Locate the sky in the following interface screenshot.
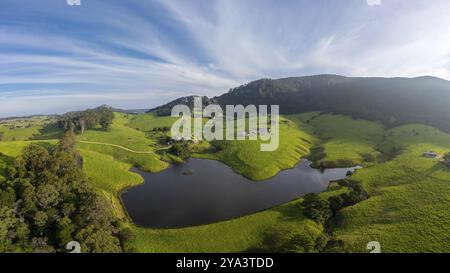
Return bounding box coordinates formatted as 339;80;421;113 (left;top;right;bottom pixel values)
1;0;450;117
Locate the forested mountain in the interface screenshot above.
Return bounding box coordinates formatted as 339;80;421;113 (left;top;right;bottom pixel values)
152;75;450;133
148;96;214;116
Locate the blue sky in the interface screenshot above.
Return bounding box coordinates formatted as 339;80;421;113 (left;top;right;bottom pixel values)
1;0;450;117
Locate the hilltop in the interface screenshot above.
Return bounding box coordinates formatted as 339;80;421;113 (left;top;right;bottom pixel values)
151;75;450;133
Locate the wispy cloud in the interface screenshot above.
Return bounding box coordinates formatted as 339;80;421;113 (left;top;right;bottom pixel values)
366;0;382;6
1;0;450;117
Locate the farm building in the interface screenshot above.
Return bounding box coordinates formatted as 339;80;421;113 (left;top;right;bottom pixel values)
423;151;439;158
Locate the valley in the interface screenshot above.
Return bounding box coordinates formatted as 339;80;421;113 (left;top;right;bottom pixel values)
1;109;448;253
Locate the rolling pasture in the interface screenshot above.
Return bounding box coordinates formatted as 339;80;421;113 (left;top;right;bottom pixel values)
0;112;448;253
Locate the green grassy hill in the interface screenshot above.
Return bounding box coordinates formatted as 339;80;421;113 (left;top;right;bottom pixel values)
193;116;316;180
215;75;450;134
1;111;449;253
289;113;384;167
77;113;168;173
330;124;450;252
0;116;60;141
128;112;178;132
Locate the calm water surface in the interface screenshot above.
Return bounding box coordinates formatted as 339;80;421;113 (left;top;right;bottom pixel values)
121;158;360;228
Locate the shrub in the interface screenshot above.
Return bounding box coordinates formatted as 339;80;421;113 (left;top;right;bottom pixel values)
328;195;345;213
302;193;331;224
444;153;450;167
309;146;326;162
210;140;229;152
361;152;377;163
328;181;368;213
170;141;191;159
262;226;319;253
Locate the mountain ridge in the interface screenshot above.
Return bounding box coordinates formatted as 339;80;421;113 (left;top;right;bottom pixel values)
149;74;450;133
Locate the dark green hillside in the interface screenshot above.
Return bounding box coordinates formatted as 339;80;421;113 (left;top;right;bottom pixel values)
216;75;450;132
148;96;213;116
151;75;450;133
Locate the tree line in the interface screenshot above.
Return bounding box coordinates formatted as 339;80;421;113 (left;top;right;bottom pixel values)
58;105;114;134
303;179;369;225
255;179;369;253
216;75;450;134
0;132;133;252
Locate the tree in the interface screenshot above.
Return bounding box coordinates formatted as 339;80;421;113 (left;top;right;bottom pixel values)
56;130;77;153
309;146;326;162
98;106;114;130
0;132;125;253
444;153;450;166
302;193;331;224
170;142;191;159
328;195;344;213
0;207;21;252
75;226;121;253
210;140;229;152
119;227;136;252
58;105;114;133
261;226;321;253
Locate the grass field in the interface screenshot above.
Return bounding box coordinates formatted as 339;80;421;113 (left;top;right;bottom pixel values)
330;124;450;252
0;112;449;253
193;116;316;180
79;148;144;219
128;112;178;132
77;113;169;173
289;113;384;167
0;116;60;141
78;113;158;151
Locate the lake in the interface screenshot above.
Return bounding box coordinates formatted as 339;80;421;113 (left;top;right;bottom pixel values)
121;158;360;228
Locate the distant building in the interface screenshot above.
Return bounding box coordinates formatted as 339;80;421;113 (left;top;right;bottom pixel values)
423;151;439;158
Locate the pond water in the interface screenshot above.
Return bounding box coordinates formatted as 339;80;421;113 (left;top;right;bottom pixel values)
121;158;360;228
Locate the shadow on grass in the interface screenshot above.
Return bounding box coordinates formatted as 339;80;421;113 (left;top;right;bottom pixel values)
271;201;304;222
35;123;63;140
87;127;110;133
0;153;15;178
0;153;14;165
425;162;449;176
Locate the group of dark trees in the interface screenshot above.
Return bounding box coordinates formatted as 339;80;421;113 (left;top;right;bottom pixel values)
0;132;132;253
59;105;114;134
149;96;213;116
444;153;450;167
170;141;191;159
302;194;332;225
210;140;229;152
255;180;368;253
152;127;170;133
256;225;328;253
302;180;369;225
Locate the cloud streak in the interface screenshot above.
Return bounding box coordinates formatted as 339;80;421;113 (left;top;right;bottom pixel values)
1;0;450;117
366;0;382;6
